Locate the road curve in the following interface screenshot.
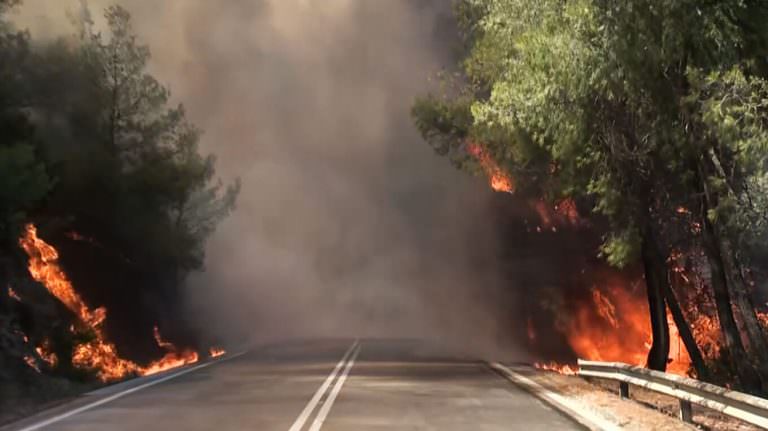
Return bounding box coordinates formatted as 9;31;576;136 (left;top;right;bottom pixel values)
2;339;583;431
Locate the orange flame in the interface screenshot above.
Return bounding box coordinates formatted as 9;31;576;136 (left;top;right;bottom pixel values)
209;347;226;358
36;339;58;368
19;224;199;381
466;142;515;193
544;272;721;376
534;361;578;375
142;326;199;376
563;278;692;375
531;198;584;231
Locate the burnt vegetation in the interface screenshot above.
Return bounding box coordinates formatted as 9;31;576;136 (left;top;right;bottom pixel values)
0;1;237;417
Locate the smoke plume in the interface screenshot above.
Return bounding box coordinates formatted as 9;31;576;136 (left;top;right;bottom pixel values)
11;0;521;357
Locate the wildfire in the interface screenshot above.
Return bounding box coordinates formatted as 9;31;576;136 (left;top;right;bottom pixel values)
565;278;693;375
530;271;718;377
142;326;199;376
534;361;578;375
36;341;59;368
19;224;199;382
209;347;226;358
465;142;515;193
531;198;584;232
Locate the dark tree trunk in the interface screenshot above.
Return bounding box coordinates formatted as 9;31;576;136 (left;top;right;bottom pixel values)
702;215;763;392
721;241;768;388
663;281;711;381
697;157;763;392
641;221;671;371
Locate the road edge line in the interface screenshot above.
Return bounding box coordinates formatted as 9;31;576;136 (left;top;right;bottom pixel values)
288;339;359;431
13;350;249;431
308;343;360;431
488;362;621;431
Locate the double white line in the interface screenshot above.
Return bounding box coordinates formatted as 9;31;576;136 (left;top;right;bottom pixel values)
289;339;361;431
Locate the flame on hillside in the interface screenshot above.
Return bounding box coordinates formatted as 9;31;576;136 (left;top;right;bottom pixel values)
561;278;692;375
463;148;720;377
209;347;226;358
532;268;723;377
19;224;202;381
36;339;58;368
466;142;515;193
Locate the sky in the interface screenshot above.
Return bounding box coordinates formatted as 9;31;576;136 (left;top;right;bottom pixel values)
11;0;517;357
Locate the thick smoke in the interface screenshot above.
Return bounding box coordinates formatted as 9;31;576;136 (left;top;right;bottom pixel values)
11;1;518;357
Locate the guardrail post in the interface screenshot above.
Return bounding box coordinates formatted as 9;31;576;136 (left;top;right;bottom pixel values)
679;400;693;423
619;381;629;399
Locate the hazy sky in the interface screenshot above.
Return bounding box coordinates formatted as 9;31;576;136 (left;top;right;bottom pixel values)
11;0;516;356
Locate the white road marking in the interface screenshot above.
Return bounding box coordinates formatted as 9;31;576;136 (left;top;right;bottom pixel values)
288;339;359;431
15;351;248;431
308;344;360;431
489;362;621;431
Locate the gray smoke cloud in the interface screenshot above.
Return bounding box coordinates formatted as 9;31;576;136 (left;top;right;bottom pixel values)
11;0;518;358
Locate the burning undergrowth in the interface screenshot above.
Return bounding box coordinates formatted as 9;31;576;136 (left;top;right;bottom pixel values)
15;224;223;382
477;142;730;379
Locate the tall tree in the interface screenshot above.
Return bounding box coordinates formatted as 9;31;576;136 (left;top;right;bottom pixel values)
0;0;51;253
413;0;768;389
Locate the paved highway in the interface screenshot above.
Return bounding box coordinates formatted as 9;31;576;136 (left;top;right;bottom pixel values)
3;339;583;431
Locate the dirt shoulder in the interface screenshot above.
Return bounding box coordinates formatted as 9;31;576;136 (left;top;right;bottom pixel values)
506;365;762;431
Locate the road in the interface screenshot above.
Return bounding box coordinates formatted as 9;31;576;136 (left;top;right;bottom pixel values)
3;339;583;431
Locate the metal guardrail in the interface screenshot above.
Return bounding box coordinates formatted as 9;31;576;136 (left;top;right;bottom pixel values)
578;359;768;428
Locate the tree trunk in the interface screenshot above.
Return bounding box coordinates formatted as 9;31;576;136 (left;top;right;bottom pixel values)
721;242;768;387
641;222;671;371
663;281;711;381
701;215;763;392
697;156;763;392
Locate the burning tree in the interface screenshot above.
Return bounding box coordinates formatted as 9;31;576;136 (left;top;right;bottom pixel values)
0;2;235;390
413;0;768;392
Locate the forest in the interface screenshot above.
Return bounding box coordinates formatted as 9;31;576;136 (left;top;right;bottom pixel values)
413;0;768;393
0;0;238;418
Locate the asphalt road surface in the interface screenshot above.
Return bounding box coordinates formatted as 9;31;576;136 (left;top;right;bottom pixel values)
3;339;583;431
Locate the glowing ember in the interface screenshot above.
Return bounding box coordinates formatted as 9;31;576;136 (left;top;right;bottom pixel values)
534;362;578;375
24;355;41;373
36;340;58;368
209;347;226;358
554;198;581;226
465;142;516;193
19;224;199;381
8;286;21;301
531;198;583;230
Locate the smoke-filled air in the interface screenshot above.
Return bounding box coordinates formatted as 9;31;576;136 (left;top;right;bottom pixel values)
5;0;768;426
12;0;512;343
